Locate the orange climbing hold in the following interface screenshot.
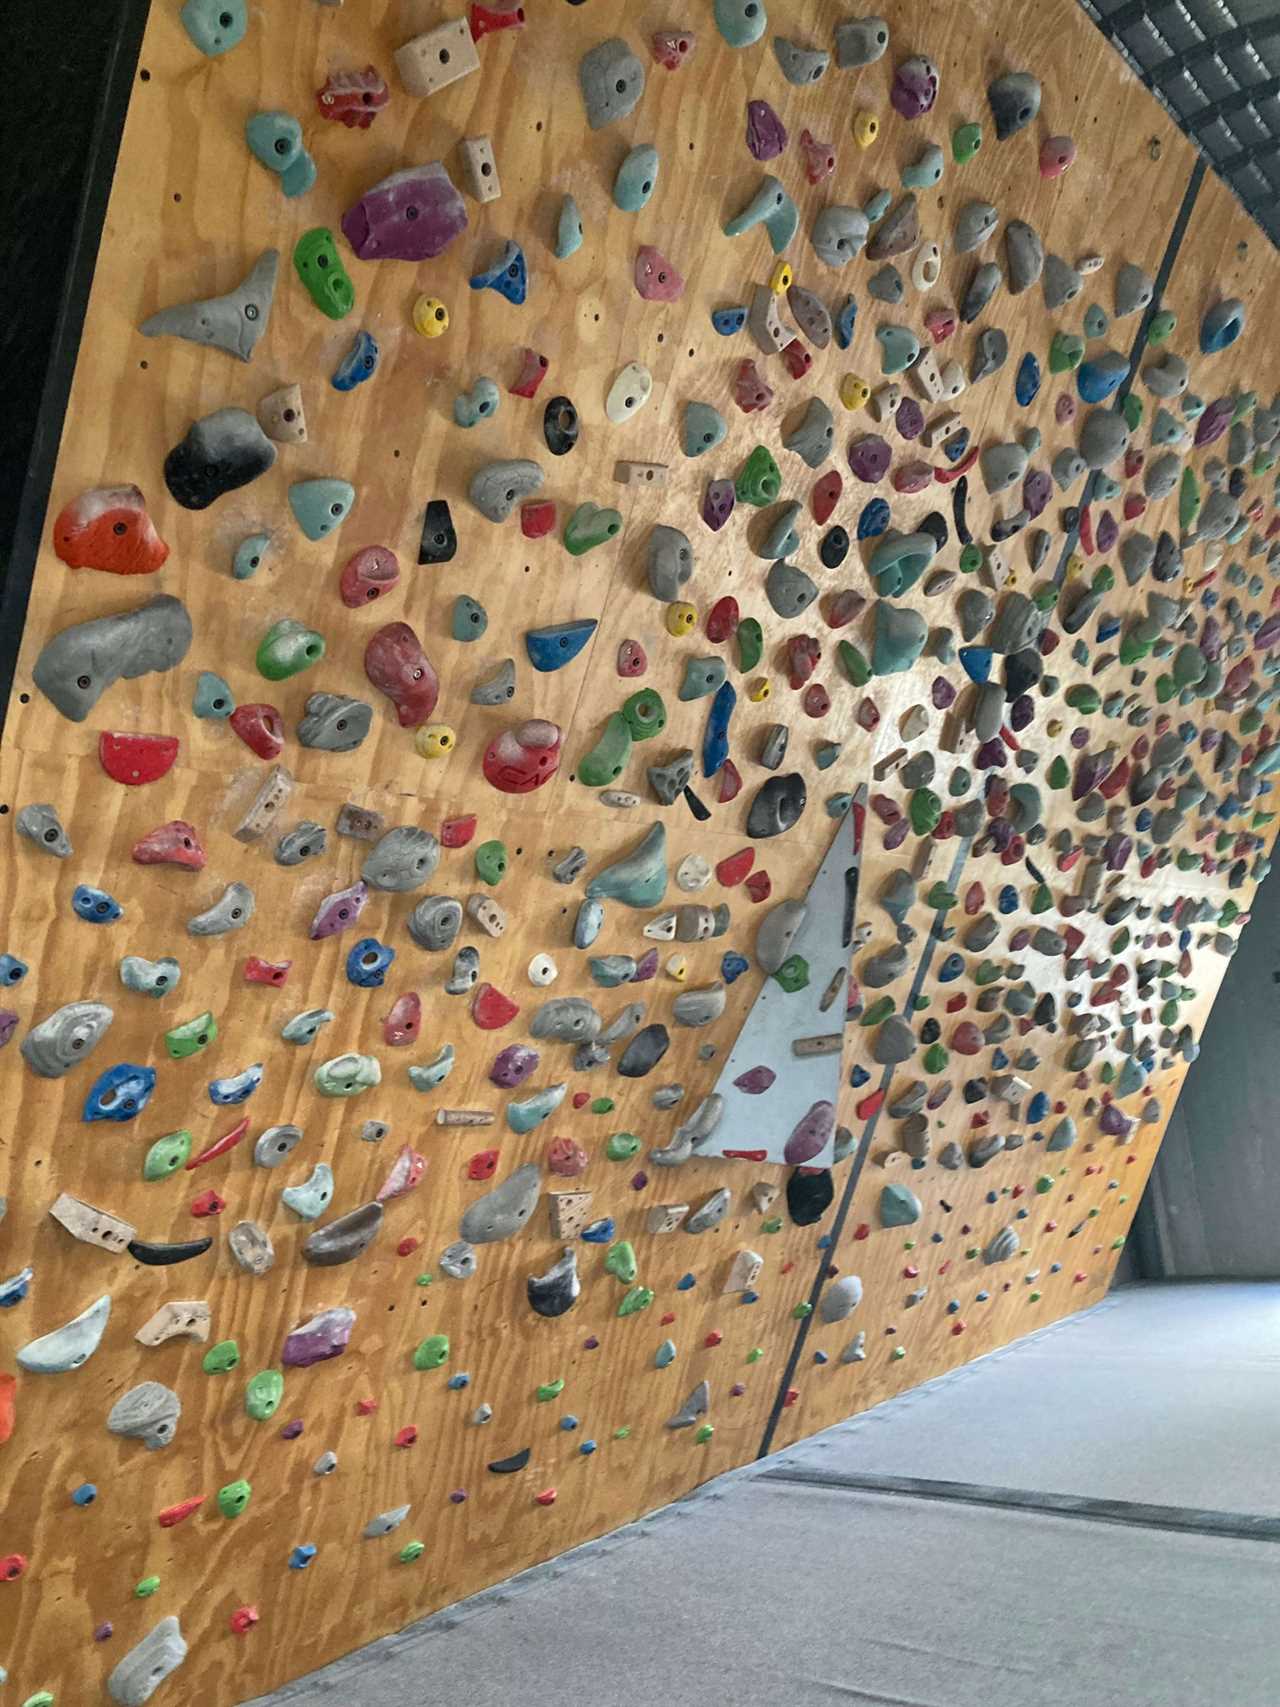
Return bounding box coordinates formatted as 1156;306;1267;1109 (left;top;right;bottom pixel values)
157;1495;206;1528
0;1373;15;1446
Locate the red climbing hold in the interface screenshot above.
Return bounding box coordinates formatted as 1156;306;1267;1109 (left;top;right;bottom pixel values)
535;1488;558;1506
339;545;400;607
471;982;520;1030
191;1189;226;1218
855;1088;885;1120
186;1116;249;1170
356;1398;378;1415
616;638;647;677
510;347;550;397
467;1149;500;1180
365;623;439;728
724;1148;767;1161
99;731;179;785
802;683;831;718
0;1555;28;1582
520;500;557;539
229;704;284;761
483;720;562;793
158;1496;205;1528
934;444;978;483
718;759;743;803
705;1330;723;1347
397;1237;420;1257
548;1137;588;1176
1078;504;1095;555
823;589;866;629
0;1374;14;1446
811;470;842;524
441;815;477;848
634;246;685;302
798;128;836;184
744;870;772;903
471;1;525;40
651;28;695;68
787;634;820;688
230;1605;261;1635
733;359;773;414
782;1388;799;1408
715;847;754;887
781;338;812;380
394;1426;418;1448
244;957;291;985
925;307;956;343
131;820;207;869
853;1224;870;1241
384;993;422;1046
706;596;740;643
316;66;389;128
53;484;170;574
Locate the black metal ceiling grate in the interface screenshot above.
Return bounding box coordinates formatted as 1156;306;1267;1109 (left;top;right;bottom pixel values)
1080;0;1280;244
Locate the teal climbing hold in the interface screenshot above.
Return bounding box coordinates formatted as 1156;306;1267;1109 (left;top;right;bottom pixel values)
880;1183;922;1226
614;145;659;212
289;479;355;540
193;671;234;719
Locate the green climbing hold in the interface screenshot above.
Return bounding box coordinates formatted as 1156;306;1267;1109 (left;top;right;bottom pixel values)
1147;309;1176;344
202;1339;240;1374
606;1131;641;1160
1179;467;1201;531
922;1042;948;1073
294;227;355;319
909;788;941;835
952;121;982;163
1065;684;1100;713
1047;755;1069;790
474;839;508;886
164;1010;217;1060
143;1128;192;1180
245;1369;284;1421
1048;331;1084;373
257;617;326;680
773;954;810;992
761;1216;783;1234
958;543;983;574
579;713;633;787
1172;644;1207;689
1030;883;1052;914
135;1576;161;1598
399;1540;425;1563
413;1334;450;1371
891;1346;906;1360
695;1423;714;1442
536;1378;565;1402
925;882;957;911
618;1285;654;1316
620;688;667;742
791;1302;813;1319
838;640;871;686
218;1478;252;1518
860;995;895;1028
974;959;1001;985
948;768;971;797
735;445;782;507
613;1426;632;1440
737;617;764;672
746;1347;764;1363
564;502;623;556
880;1183;921;1226
591;1097;616;1115
604;1241;637;1282
1034;1175;1054;1195
1031;580;1059;613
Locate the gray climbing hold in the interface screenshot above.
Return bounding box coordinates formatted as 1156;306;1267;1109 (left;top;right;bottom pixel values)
725;175;798;253
819;1274;863;1323
254;1125;302;1168
765;559;817;617
756;899;807;972
672;983;725;1027
747;772;807;837
21;1001;113;1078
17;1293;111;1373
648;525;694;600
1079;408;1129;470
140;251;278;362
363;826;440;892
757;502;803;561
1115;262;1154;318
1046;1115;1077;1151
861;943;908;986
954;202;998;255
106;1616;188;1707
962;263;1002;325
1143;351;1188;399
1042;254;1082;311
970;326;1008;381
579;37;644;130
528;1247;580;1318
649;750;694;804
32;594;192;722
988;71;1040;140
297;691;372;751
787;286;832;348
164;407;276;509
1004;220;1043;294
685;1189;730;1233
774;35;828;82
811;205;868;268
188;881;254;936
460;1162;540;1244
587;823;667;907
873;1015;916;1064
469;459;544;522
282;1163;335;1220
990;591;1044;654
1052;448;1087;492
16;802;72;857
471;657;516;706
981;442;1029;495
364;1505;411;1539
229;1220;275;1274
440;1240;476;1280
408;1044;456;1093
531;997;602;1042
880;1183;921;1226
275;823;326;866
107;1381;180;1450
666;1379;709;1428
782;397;834;468
983;1225;1019;1264
957;588;994;641
407;896;463;952
868;264;904;304
302;1202;383;1266
835;15;888;66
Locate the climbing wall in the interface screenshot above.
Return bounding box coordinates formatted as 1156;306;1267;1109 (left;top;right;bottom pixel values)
3;0;1280;1700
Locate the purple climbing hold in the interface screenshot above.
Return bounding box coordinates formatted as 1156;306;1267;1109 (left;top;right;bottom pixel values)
1009;694;1034;732
975;738;1006;770
890;56;939;119
784;1100;835;1164
340;163;468;262
0;1011;17;1048
703;479;735;532
932;676;956;709
1099;1102;1134;1139
1096;511;1118;552
746;99;788;161
733;1065;777;1094
280;1418;304;1439
1023;469;1051;519
895;398;925;440
1194;397;1233;448
490;1044;540;1088
282;1306;355;1368
848;435;891;483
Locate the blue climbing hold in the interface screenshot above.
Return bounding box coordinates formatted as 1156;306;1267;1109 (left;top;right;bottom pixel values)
289;1544;317;1570
943;428;971;463
990;1047;1009;1070
447;1373;470;1390
559;1414;579;1431
0;954;29;986
208;1063;264;1105
72;1484;97;1506
711;305;747;335
1014;352;1041;406
976;1290;989;1302
958;646;992;684
741;1289;759;1304
1077;356;1129;404
857;497;891;540
1097;616;1121;643
816;1233;833;1249
1049;1261;1062;1274
946;1299;960;1314
579;1439;597;1455
996;885;1017;914
72;884;123;924
813;1350;829;1364
850;1063;870;1086
470;240;527;304
0;1267;32;1307
525;618;598;672
581;1218;615;1244
1200;299;1244;354
83;1063;157;1123
676;1272;696;1291
1027;1090;1049;1122
702;679;736;777
1015;1206;1029;1219
986;1190;999;1204
1135;807;1153;833
834;295;857;350
721;950;750;984
332;329;379;392
938;952;965;982
346;937;395;988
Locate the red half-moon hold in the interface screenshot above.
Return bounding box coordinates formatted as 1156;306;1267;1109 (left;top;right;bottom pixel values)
99;732;178;786
53;485;169;574
471;982;520;1030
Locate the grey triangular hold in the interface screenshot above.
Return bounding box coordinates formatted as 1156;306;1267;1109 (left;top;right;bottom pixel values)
666;1379;710;1428
140;251;278;362
107;1615;188;1706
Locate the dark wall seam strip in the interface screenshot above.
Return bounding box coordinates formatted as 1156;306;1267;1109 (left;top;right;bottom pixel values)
756;835;974;1460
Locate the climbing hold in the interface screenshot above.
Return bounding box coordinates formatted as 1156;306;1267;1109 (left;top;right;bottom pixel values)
412;295;450;337
342;162;468;261
453;376;500;428
724;175;798;254
469;239;528;304
316;65;389;128
614;145;659;212
579;36;645;127
108;1381;181;1450
246;111;315;198
141;251;277;362
53;485;169;576
21;1001;113;1077
106;1616;188;1706
987;70;1041;139
165;406;276;510
32;593;192;722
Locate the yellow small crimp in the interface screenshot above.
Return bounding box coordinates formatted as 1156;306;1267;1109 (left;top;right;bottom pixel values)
769;259;794;294
414;723;456;759
1065;552;1084;578
666;953;688;982
839;374;871;411
412;295;450;338
748;677;771;703
665;601;697;636
852;110;879;148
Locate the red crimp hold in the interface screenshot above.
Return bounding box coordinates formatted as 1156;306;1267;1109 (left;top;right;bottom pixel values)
781;339;812;380
316;66;389;129
705;1330;723;1346
802;683;831;717
934;444;978;483
383;992;422;1047
157;1496;205;1528
733;359;773;413
394;1425;418;1448
471;983;520;1030
132;820;207;869
616;638;647;676
441;815;477;848
229;704;284;761
471;1;525;41
547;1137;588;1176
520;499;556;539
811;470;842;524
99;731;179;786
782;1388;800;1408
190;1189;226;1218
244;957;291;986
718;758;743;803
186;1116;249;1171
467;1149;499;1180
925;307;956;343
715;847;754;887
52;484;170;575
823;589;865;629
365;622;439;728
230;1605;260;1635
633;246;685;302
397;1237;420;1256
706;596;739;643
798;128;836;184
723;1148;766;1161
651;28;695;67
356;1398;378;1415
535;1488;557;1506
744;870;772;902
510;348;549;397
0;1554;28;1582
856;1088;885;1120
339;544;400;607
787;634;820;688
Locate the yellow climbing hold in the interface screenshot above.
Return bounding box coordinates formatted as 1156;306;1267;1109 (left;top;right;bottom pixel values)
839;374;871;411
414;723;456;759
769;259;794;294
852;110;879;148
412;294;450;338
748;677;771;702
665;601;697;636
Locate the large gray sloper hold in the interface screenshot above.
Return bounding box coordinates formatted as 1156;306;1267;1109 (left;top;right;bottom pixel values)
188;881;254;935
107;1615;188;1707
987;71;1041;139
835;15;889;66
1080;408;1129;470
362;825;440;891
765;560;817;616
954;201;998;255
647;525;694;600
783;397;834;468
579;37;645;129
531;996;602;1041
459;1162;540;1244
685;1187;730;1232
140;249;278;361
819;1274;863;1323
303;1202;382;1265
469;459;544;522
17;1293;111;1373
297;691;372;751
16;802;72;857
107;1380;181;1449
811;206;868;267
774;36;829;83
32;594;192;722
756;898;806;973
21;1001;113;1077
407;895;462;951
1004;219;1043;294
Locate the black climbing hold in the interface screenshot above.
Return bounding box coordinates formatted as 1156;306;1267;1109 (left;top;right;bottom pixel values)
746;772;807;838
488;1447;532;1474
127;1236;215;1266
418;499;457;565
819;525;850;568
164;407;275;511
919;510;948;551
617;1023;670;1078
683;786;712;822
787;1167;834;1225
952;476;971;545
543;395;580;457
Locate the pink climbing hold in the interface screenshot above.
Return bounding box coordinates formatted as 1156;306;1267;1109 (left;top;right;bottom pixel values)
132;820;207;870
706;596;739;643
547;1137;588;1176
781;339;812;380
509;348;549;398
1039;135;1076;179
383;992;422;1047
651;29;696;68
798;128;836;184
734;360;773;414
634;246;685;302
811;470;842;524
733;1065;776;1094
616;638;647;677
376;1143;428;1201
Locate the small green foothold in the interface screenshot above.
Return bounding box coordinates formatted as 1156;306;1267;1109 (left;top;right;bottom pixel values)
791;1301;813;1319
245;1369;284;1421
164;1009;217;1060
193;670;235;717
293;227;355;319
591;1097;616;1115
1048;330;1084;373
838;640;872;687
22;1695;57;1707
1029;1291;1042;1303
735;444;782;507
1047;755;1070;790
1092;564;1114;593
613;1426;632;1440
1031;580;1060;612
399;1540;426;1563
474;839;508;886
912;993;929;1013
746;1347;764;1363
563;502;623;556
925;882;957;911
1147;309;1176;344
909;788;941;835
1065;684;1101;713
536;1378;565;1402
922;1042;948;1073
620;687;668;743
948;768;971;797
890;1346;906;1361
143;1128;192;1180
952;121;982;163
579;713;634;787
1122;392;1143;432
606;1131;640;1159
737;617;764;672
604;1241;637;1282
203;1339;240;1374
1035;1175;1054;1195
618;1285;654;1316
135;1576;161;1599
761;1216;783;1234
958;542;983;575
773;954;810;992
218;1478;252;1518
974;959;1001;985
695;1423;714;1442
860;995;895;1027
1030;883;1053;914
1099;1061;1115;1084
1179;466;1201;531
257;617;326;680
452;596;488;642
413;1334;450;1370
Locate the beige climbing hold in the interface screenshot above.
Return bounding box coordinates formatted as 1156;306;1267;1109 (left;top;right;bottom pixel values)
257;383;307;444
646;1203;689;1234
459;135;501;202
606;362;653;423
395;17;480;97
750;1182;779;1214
232;764;294;844
49;1192;135;1254
466;894;507;937
135;1301;211;1346
548;1191;593;1238
615;460;669;487
723;1249;763;1292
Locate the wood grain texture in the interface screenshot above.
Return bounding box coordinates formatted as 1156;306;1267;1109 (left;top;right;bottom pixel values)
2;0;1278;1700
